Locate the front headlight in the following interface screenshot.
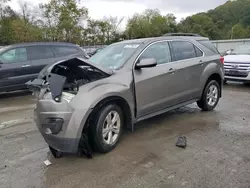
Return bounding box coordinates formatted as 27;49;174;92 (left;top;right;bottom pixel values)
61;92;76;103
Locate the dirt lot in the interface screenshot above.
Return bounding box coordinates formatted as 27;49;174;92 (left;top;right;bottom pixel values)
0;83;250;188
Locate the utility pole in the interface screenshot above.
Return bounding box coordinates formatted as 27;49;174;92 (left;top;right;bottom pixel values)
231;25;236;40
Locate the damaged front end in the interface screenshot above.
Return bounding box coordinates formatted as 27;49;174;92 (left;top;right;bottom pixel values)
27;57;112;158
26;57;112;102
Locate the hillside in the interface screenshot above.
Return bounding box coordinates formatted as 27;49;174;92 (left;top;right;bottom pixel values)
178;0;250;39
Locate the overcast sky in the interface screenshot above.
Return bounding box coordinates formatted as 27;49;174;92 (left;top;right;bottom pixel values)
9;0;228;28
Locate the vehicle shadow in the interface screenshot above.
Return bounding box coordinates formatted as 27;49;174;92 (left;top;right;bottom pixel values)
130;105;203;133
223;81;250;92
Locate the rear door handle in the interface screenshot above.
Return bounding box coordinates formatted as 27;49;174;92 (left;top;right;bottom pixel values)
22;65;31;68
199;60;204;66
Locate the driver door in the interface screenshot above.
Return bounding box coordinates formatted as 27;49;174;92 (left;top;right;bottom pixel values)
133;41;178;118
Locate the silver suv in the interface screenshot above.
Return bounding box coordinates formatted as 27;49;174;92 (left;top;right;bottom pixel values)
29;34;224;157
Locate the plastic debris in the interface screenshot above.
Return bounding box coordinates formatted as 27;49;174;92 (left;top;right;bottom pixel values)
44;159;52;166
176;136;187;149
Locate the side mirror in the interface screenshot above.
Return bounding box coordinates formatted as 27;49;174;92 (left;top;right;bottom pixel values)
135;58;157;69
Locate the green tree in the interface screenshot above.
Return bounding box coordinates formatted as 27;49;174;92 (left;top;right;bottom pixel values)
178;13;221;39
125;9;177;39
40;0;88;43
230;24;248;39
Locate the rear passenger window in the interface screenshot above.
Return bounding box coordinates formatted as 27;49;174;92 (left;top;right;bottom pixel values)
140;42;171;65
195;46;203;57
53;46;79;57
171;41;196;61
28;46;54;60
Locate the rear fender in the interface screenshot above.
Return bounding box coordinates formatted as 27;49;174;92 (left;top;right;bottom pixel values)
199;61;223;98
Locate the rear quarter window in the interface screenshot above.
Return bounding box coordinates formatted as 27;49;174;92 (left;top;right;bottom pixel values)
199;40;219;54
195;46;203;57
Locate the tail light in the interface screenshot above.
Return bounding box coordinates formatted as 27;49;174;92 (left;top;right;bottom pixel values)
220;56;224;64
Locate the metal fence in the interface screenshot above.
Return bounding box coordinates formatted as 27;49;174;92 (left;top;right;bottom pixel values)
81;39;250;54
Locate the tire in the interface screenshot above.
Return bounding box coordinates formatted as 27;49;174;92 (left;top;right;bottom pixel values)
197;80;220;111
90;104;124;153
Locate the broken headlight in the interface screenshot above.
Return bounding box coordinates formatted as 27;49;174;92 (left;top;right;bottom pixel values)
61;92;76;103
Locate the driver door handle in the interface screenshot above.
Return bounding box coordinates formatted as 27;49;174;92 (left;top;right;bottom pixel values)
22;64;31;68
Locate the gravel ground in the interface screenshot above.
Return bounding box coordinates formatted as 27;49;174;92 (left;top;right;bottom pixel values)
0;83;250;188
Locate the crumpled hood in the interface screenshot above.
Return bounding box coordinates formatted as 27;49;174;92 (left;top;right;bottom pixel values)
26;57;113;102
38;57;113;79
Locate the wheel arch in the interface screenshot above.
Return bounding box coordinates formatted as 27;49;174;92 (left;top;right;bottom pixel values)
82;96;133;135
202;73;222;98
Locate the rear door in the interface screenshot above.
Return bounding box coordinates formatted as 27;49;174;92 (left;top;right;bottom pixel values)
169;40;204;103
0;47;32;91
28;45;55;79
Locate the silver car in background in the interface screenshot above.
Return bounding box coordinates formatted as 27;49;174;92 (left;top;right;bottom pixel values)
28;34;224;158
224;44;250;83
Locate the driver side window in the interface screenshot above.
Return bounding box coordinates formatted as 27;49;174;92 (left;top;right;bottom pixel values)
140;41;172;65
0;48;28;64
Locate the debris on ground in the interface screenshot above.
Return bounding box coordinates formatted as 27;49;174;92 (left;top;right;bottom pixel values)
176;136;187;149
44;160;52;166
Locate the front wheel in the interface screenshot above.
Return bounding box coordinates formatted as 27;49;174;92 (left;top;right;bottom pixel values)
91;104;124;153
197;80;220;111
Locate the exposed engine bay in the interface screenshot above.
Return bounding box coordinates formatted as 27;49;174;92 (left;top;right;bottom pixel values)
50;58;109;94
26;58;111;101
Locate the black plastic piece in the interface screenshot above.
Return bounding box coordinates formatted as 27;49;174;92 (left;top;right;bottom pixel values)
48;73;67;101
78;134;93;159
176;136;187;149
49;146;63;158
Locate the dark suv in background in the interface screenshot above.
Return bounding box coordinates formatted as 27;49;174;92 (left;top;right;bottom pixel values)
0;42;88;93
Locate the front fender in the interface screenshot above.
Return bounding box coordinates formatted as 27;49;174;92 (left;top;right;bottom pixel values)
70;83;135;138
71;83;134;110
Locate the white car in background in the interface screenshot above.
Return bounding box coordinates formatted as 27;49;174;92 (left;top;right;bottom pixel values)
224;44;250;84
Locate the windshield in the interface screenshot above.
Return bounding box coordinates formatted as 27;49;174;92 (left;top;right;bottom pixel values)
233;44;250;55
89;43;141;69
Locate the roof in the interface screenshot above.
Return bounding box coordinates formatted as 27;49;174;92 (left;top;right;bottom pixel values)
8;42;78;48
116;36;209;45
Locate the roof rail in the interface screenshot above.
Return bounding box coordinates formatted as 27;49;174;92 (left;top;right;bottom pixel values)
164;33;202;37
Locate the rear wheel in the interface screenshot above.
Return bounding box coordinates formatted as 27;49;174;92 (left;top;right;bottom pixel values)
91;104;124;153
197;80;220;111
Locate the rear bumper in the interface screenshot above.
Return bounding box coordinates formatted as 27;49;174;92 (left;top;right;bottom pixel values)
34;100;92;153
